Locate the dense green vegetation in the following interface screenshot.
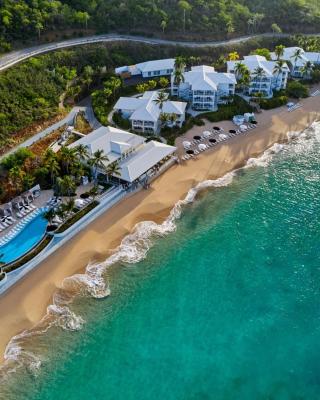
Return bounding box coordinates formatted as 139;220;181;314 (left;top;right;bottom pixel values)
1;0;320;51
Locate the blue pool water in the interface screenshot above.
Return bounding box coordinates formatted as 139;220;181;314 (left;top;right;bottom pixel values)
0;214;48;264
1;123;320;399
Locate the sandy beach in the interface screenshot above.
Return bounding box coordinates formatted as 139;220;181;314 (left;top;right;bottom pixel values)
0;94;320;361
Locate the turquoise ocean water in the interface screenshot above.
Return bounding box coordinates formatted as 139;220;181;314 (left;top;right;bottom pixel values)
1;123;320;399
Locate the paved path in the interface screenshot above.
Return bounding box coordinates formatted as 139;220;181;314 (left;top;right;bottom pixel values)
1;32;320;72
0;100;101;160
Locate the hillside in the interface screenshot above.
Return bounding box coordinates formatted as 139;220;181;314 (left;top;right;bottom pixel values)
0;0;320;52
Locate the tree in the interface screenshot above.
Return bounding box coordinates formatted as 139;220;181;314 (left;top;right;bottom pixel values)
44;208;56;226
105;76;122;100
8;166;25;192
291;48;303;74
273;60;286;89
106;162;121;183
59;146;77;174
300;61;314;79
271;23;282;34
56;175;76;197
148;80;157;90
252;67;266;81
136;83;149;93
159;77;169;88
153;91;168;110
89;149;109;182
82;65;94;90
286;81;309;98
228;52;239;61
159;113;170;128
174;56;186;72
275;45;285;60
160;20;167;33
63;198;75;215
173;69;185;86
75;144;89;162
251;48;271;60
46;158;60;185
178;1;192;33
168;113;178;126
74;11;90;30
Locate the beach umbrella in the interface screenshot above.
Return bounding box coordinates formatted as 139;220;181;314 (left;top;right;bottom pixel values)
183;141;192;149
203;131;211;138
240;125;248;131
219;133;228;140
198;143;207;151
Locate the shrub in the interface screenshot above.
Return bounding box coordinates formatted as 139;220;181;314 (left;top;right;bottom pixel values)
260;95;288;110
55;201;99;233
112;111;131;130
286;81;309;98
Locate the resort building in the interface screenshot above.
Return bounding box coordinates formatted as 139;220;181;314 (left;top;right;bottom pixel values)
115;58;175;79
114;91;187;134
227;55;289;98
69;126;176;184
270;47;320;78
171;65;236;111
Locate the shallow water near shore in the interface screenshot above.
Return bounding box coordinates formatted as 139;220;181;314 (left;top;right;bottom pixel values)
1;123;320;399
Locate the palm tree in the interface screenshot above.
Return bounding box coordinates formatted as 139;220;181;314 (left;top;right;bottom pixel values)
252;67;266;81
228;51;239;61
63;198;75;216
169;113;178;126
106;162;121;183
238;70;251;93
57;175;76;197
105;77;122;100
75;144;89;162
8;166;25;192
291;48;303;76
178;0;191;33
89;186;99;200
300;61;314;79
174;56;186;72
159;113;170;128
46;158;60;185
44;208;56;226
89;149;109;183
273;60;286;89
274;45;285;60
59;146;77;174
173;69;185;86
153;91;168;111
234;62;248;78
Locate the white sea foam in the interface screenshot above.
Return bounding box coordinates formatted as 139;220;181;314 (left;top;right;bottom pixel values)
1;121;319;380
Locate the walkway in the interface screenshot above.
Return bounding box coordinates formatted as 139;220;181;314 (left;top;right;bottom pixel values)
1;32;320;72
0;99;101;160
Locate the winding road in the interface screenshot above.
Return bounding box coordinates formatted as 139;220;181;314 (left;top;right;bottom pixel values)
1;32;320;72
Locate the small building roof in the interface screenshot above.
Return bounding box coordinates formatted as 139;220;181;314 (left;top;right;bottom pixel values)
136;58;175;73
69;126;146;165
114;91;187;122
228;55;289;77
183;65;236;91
119;140;176;182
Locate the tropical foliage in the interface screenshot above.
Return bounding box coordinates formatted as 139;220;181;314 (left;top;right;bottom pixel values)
1;0;320;51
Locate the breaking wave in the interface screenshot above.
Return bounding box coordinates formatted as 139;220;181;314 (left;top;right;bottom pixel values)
1;121;319;381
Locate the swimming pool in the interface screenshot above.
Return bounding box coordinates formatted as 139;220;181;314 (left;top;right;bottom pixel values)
0;214;48;264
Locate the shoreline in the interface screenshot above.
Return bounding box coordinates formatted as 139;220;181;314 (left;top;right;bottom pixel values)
0;95;320;363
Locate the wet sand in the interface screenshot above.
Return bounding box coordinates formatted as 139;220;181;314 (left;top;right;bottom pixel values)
0;94;320;361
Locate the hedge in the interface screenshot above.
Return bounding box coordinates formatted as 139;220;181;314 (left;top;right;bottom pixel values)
55;201;99;234
260;95;288;110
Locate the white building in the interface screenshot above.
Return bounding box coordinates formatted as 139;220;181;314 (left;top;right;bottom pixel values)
115;58;175;79
270;47;320;78
114;91;187;134
69;126;176;184
171;65;236;111
227;55;289;98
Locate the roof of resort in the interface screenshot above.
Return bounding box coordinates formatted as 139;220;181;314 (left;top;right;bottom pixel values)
119;140;176;182
69;126;145;164
114;91;187;122
136;58;175;73
182;65;236;91
270;47;318;67
115;58;175;75
228;55;289;77
69;126;176;182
